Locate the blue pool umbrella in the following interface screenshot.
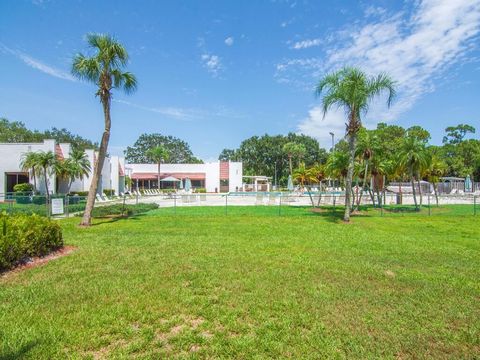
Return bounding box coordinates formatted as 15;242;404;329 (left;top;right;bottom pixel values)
465;175;472;192
178;178;183;189
287;175;294;191
185;178;192;192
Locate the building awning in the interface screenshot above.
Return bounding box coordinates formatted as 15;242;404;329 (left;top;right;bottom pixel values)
131;172;206;181
160;176;180;182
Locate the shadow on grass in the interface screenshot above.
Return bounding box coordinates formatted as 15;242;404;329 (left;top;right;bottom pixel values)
89;213;149;226
0;340;40;360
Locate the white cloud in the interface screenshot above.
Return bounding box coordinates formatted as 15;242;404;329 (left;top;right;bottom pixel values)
224;37;234;46
291;38;322;49
113;99;244;121
201;53;223;76
278;0;480;141
1;43;76;82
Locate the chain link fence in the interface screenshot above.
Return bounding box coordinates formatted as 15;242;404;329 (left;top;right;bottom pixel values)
1;191;478;219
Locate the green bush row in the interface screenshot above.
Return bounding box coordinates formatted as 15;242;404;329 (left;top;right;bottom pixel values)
0;213;63;271
89;203;159;218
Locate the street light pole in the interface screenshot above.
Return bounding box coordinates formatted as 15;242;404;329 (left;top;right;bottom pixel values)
329;132;335;152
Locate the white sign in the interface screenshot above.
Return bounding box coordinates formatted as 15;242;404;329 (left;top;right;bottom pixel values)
51;198;64;215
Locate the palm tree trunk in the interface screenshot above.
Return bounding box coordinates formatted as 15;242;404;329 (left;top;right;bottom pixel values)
344;133;356;222
157;162;161;190
43;166;50;201
410;170;418;210
433;182;439;206
288;155;293;176
81;96;111;226
356;162;369;210
417;176;423;206
32;166;37;192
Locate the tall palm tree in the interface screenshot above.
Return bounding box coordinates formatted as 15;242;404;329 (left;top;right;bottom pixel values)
398;137;429;210
20;151;40;192
283;142;306;176
56;148;92;194
146;145;170;190
72;34;137;226
316;67;395;221
35;151;57;200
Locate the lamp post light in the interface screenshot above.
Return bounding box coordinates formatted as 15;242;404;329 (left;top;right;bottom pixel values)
329;132;335;152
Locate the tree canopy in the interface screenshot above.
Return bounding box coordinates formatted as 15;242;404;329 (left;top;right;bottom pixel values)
125;133;203;164
0;118;97;150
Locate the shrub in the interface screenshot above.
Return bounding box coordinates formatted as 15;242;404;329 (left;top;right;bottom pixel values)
0;213;63;271
13;183;34;193
103;189;115;197
70;191;89;197
195;188;207;193
87;203;159;218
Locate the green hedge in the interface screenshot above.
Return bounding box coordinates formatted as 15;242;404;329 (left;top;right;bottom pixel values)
89;203;159;218
103;189;115;197
0;213;63;271
13;183;34;192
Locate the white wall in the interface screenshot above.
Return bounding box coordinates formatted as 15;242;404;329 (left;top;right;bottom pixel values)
229;162;243;192
0;139;56;196
127;161;244;193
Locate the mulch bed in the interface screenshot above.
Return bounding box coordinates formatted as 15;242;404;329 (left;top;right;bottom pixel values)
1;246;76;278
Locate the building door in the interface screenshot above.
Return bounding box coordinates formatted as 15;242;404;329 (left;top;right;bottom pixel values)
5;172;29;193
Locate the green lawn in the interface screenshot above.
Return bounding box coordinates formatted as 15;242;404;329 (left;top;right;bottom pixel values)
1;206;479;359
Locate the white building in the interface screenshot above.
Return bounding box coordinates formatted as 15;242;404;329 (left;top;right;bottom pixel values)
0;139;125;197
126;161;242;193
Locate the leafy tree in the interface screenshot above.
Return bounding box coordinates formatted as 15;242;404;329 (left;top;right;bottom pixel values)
325;150;349;183
146;145;170;189
0;118;96;149
443;124;476;145
406;126;431;143
72;33;137;226
316;67;395;221
125;133;202;164
218;148;240;162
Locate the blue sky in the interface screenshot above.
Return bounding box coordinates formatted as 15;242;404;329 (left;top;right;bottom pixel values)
1;0;479;161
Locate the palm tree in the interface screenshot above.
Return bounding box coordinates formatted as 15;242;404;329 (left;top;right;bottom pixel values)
325;150;349;185
35;151;57;200
72;34;137;226
424;150;447;206
20;151;40;192
398;137;429;210
316;67;395;221
293;163;315;187
56;148;91;194
283;142;306;176
355;130;379;209
146;145;170;190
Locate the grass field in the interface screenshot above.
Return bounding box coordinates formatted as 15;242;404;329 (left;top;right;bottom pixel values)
1;206;479;359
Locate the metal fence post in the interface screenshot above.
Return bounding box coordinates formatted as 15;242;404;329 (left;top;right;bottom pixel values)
380;191;384;217
474;196;477;216
65;194;69;218
428;193;431;216
136;192;139;205
333;195;336;213
174;194;177;215
278;193;282;216
225;194;228;216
